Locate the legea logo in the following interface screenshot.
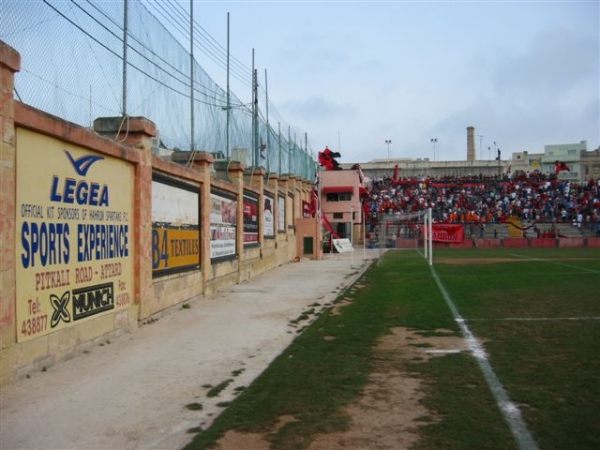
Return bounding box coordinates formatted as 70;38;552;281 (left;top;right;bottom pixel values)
50;150;110;206
64;150;104;176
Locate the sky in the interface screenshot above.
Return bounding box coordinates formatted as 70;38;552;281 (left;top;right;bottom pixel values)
172;0;599;165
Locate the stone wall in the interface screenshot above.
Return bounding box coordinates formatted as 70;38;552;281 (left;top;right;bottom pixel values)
0;41;314;385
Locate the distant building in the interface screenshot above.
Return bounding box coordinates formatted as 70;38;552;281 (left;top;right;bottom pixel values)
338;129;597;182
509;151;543;177
581;146;600;180
319;168;365;240
541;140;590;181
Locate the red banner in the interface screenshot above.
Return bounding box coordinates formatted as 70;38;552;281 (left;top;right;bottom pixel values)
432;224;464;243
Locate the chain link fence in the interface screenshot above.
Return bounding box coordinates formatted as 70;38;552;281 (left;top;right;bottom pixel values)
1;0;316;180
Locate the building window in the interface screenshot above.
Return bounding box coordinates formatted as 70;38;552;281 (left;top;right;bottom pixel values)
333;212;343;219
326;193;352;202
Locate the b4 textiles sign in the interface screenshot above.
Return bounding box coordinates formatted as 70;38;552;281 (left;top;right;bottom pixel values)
15;129;134;343
151;174;200;275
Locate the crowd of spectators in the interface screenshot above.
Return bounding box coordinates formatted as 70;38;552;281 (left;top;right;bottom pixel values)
363;172;600;236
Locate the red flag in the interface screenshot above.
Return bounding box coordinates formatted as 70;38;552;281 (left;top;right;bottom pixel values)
318;146;341;171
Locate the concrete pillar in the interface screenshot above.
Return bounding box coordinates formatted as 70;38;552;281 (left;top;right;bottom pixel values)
278;176;289;241
171;151;215;290
287;175;298;236
227;162;245;262
244;167;265;191
0;41;21;355
266;172;279;193
93;116;157;319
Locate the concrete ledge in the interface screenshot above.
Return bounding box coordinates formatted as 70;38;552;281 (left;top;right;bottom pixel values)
502;238;529;248
558;237;585;248
586;237;600;247
474;239;500;248
531;238;556;248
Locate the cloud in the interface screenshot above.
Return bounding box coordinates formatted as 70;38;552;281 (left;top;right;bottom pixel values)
493;27;598;97
281;96;356;121
411;25;600;159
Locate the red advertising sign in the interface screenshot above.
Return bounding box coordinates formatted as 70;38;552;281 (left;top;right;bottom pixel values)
243;193;259;244
432;224;464;243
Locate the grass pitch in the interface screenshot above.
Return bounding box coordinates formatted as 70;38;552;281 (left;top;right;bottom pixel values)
184;246;600;450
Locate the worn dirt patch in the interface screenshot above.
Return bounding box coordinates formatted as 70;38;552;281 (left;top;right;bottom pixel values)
215;416;298;450
214;328;468;449
329;297;353;316
216;431;270;450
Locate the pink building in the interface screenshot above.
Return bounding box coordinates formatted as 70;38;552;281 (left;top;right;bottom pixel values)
319;168;365;240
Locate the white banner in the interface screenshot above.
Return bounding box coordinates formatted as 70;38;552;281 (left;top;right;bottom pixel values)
333;239;354;253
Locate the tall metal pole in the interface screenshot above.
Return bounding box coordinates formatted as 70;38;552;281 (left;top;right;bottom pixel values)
226;12;230;160
265;68;270;172
251;49;258;167
293;133;297;175
288;127;292;174
253;68;258;167
189;0;195;152
304;132;308;178
278;122;282;175
430;138;438;161
428;208;433;266
424;210;428;261
122;0;128;116
385;139;392;165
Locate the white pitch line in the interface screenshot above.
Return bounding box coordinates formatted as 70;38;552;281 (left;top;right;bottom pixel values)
425;349;463;354
430;266;539;450
466;316;600;322
510;253;600;274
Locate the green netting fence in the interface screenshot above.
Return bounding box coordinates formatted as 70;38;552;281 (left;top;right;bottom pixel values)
1;0;317;180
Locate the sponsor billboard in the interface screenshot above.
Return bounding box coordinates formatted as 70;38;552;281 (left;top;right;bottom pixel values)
15;128;134;342
210;191;237;259
243;192;259;244
152;174;200;276
277;195;286;233
263;192;274;238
